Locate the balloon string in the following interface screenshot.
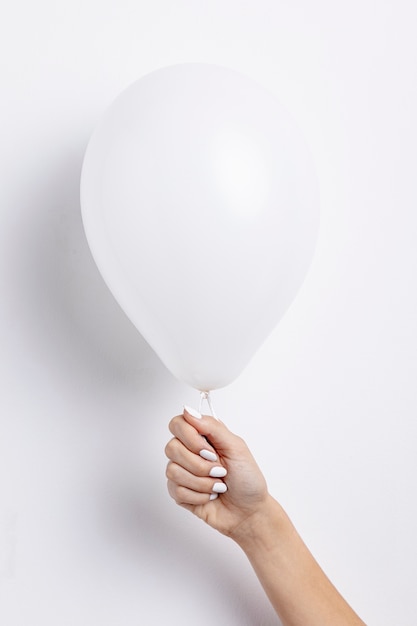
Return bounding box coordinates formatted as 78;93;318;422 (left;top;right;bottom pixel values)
199;391;218;420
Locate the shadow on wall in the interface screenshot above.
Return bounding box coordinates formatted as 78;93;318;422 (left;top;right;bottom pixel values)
10;142;174;400
95;476;280;626
8;142;279;625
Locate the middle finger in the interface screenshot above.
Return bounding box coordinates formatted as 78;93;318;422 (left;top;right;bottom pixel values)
165;437;228;478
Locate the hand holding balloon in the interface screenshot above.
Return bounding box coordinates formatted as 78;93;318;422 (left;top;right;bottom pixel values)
165;406;270;538
165;408;367;626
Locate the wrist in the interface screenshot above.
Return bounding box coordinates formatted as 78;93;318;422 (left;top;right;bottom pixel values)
229;495;291;550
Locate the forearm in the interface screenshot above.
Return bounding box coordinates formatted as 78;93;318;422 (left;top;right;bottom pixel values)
166;410;366;625
231;496;366;626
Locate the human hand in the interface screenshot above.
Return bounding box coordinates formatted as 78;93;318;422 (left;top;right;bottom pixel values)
165;406;271;539
166;409;367;626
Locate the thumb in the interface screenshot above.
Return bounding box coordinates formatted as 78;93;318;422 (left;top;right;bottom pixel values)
183;405;243;458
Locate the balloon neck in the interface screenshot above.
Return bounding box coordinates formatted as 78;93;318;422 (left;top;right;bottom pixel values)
198;391;218;420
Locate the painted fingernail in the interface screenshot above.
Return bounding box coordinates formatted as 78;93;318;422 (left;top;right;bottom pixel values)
212;482;227;494
209;493;218;501
209;466;227;478
200;449;218;462
184;405;202;419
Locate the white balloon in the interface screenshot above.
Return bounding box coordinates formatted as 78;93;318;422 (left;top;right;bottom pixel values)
80;64;319;391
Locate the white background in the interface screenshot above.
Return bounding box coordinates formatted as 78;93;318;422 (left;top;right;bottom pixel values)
1;2;416;624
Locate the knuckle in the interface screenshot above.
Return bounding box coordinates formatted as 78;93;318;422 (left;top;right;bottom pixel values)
164;437;176;459
233;434;244;446
168;415;182;436
176;486;188;503
166;462;181;482
167;480;186;505
232;434;248;452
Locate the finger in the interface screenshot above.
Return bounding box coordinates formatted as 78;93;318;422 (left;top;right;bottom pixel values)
165;438;227;478
166;461;227;495
182;406;247;458
167;480;219;506
169;414;219;461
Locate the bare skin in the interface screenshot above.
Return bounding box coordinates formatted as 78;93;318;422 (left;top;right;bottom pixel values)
165;407;366;626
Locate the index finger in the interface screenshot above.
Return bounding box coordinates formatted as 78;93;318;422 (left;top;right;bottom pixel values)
169;414;218;461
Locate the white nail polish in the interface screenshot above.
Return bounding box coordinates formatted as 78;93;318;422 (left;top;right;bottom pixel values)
199;449;218;462
212;482;227;494
184;405;202;419
209;493;218;501
209;466;227;478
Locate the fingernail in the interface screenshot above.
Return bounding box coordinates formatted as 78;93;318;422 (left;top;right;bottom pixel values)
209;466;227;478
200;449;218;462
184;405;202;419
209;493;218;501
212;482;227;494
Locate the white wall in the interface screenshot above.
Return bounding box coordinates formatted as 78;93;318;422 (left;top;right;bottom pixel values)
1;2;416;624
